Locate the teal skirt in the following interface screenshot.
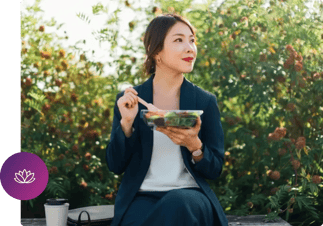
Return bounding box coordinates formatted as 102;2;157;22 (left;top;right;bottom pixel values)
119;187;215;226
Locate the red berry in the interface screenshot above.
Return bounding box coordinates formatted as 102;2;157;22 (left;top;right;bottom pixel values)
105;193;114;200
25;78;32;86
312;175;321;184
129;21;135;29
85;152;92;160
240;16;248;22
269;171;280;180
152;6;161;13
71;93;78;102
266;170;273;177
283;62;290;69
268;132;280;141
59;49;65;58
295;137;306;149
83;164;89;171
294;61;303;72
274;127;286;138
295;54;303;62
104;108;110;118
22;48;28;54
278;148;287;156
43;71;50;77
49;166;58;174
64;163;71;168
80;54;86;61
85;130;99;140
61;60;68;69
286;45;294;52
55;65;62;72
58;154;65;160
55;79;62;87
72;144;79;153
80;181;87;188
40;51;51;59
313;72;320;80
291;160;300;170
42;103;51;112
125;0;131;7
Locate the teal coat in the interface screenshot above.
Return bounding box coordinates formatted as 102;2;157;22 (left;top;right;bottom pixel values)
106;73;228;226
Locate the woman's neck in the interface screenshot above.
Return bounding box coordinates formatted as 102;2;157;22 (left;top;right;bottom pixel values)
152;70;184;96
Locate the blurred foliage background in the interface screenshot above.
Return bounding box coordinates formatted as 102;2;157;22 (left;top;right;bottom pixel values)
21;0;323;225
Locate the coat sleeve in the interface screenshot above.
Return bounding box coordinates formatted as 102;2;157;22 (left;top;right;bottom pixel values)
192;94;225;180
105;92;140;175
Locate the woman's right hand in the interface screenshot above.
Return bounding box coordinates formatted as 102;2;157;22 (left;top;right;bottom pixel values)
117;87;139;124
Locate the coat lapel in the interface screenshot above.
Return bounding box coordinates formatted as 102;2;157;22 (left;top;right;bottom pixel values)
138;73;197;172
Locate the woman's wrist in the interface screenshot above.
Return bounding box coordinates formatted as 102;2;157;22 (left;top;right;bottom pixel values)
188;138;203;153
120;119;134;138
190;139;203;162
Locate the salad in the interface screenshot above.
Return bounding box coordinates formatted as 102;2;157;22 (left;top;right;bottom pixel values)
141;110;203;129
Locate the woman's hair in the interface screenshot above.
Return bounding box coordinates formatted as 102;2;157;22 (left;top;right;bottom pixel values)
143;13;197;75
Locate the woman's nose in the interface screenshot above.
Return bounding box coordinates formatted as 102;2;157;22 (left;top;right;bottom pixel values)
185;43;195;53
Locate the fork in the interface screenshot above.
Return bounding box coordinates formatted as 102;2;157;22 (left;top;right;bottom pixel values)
126;96;159;112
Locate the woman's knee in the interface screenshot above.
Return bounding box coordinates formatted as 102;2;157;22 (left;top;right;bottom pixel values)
161;188;208;210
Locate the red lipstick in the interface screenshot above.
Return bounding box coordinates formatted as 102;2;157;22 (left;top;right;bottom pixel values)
182;57;194;62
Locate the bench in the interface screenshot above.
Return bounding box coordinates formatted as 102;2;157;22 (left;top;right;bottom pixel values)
22;205;292;226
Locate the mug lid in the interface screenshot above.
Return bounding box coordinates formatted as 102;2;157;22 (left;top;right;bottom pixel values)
46;198;68;205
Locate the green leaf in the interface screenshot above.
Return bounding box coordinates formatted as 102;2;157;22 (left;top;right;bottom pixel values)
309;183;317;194
57;23;65;29
92;2;108;15
28;200;34;208
76;12;91;24
296;197;302;210
253;105;261;117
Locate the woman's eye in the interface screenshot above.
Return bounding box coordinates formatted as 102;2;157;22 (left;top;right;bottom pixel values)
174;38;195;43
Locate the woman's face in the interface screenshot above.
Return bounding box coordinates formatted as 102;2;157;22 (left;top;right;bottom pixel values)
155;22;197;74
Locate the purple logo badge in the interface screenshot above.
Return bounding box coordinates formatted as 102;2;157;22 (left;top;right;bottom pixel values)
0;152;48;200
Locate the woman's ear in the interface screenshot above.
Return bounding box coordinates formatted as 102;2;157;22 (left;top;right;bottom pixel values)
152;53;158;62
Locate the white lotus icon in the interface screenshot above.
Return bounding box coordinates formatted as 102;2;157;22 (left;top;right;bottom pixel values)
14;169;35;184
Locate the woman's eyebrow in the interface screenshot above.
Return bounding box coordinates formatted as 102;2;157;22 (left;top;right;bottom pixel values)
172;33;194;37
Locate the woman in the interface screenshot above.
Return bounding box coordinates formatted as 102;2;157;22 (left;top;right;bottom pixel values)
106;13;228;226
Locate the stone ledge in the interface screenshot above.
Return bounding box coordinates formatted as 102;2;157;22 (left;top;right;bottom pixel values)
21;215;292;226
227;215;291;226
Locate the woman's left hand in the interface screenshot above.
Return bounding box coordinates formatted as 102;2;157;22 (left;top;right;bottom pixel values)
156;116;202;152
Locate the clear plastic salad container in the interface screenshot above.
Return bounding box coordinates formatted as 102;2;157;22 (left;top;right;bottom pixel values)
140;110;203;130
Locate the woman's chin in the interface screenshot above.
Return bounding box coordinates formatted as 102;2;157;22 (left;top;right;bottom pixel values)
182;67;194;73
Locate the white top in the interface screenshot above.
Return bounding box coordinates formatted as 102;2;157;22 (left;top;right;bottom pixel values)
138;129;200;192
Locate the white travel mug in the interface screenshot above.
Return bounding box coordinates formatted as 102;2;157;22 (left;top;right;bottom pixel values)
44;198;69;226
